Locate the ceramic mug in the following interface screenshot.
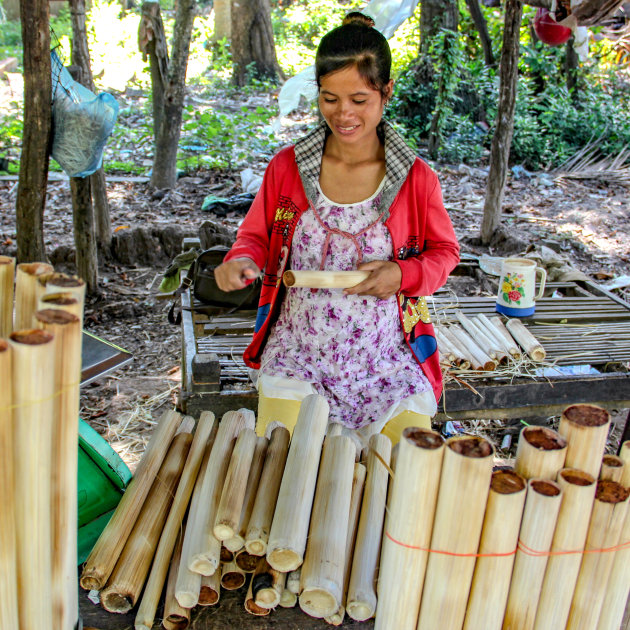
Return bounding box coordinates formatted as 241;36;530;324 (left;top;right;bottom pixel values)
496;258;547;317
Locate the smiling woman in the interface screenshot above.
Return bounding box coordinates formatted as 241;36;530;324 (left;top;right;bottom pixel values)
214;12;460;445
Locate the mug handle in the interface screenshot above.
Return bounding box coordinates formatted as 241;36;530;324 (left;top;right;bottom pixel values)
534;266;547;301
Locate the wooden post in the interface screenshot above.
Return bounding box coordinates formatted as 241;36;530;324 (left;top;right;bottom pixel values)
514;426;567;480
533;468;597;630
0;341;18;629
347;434;391;621
267;394;329;572
503;479;563;630
566;480;630;630
417;436;495;630
0;256;15;337
375;428;445;630
464;470;527;630
80;409;183;591
14;262;53;330
558;404;611;478
299;435;356;618
10;329;55;630
245;425;290;556
480;0;523;243
101;432;192;613
69;176;98;294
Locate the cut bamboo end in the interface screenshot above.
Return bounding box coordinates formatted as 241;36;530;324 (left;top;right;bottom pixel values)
0;255;15;338
449;324;497;371
514;425;567;480
505;318;546;361
14;262;53;330
283;269;370;288
464;470;527;630
245;574;271;616
42;272;86;307
220;561;246;590
600;454;624;482
235;549;261;573
280;588;298;608
220;546;235;563
325;605;345;626
198;572;220;606
252;560;285;609
559;404;611;479
37;292;81;320
286;569;301;595
160;535;190;630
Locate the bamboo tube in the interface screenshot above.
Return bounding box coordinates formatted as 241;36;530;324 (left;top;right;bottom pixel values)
280;588;297;608
456;310;500;360
325;606;345;626
43;272;85;318
464;470;527;630
134;411;217;630
185;409;251;577
198;572;220;606
476;313;515;357
214;428;257;541
37;293;81;320
435;328;456;364
566;480;630;630
470;317;509;363
503;479;563;630
101;432;193;613
558;404;611;479
514;426;567;480
489;316;522;358
375;428;445;630
220;561;246;590
0;255;15;337
0;341;17;630
533;469;597;630
600;454;624;482
162;534;190;630
81;408;183;591
417;436;495;630
347;434;392;621
224;435;268;553
299;435;356;618
253;559;285;609
14;262;53;330
505;318;546;361
245;573;271;616
220;546;234;563
10;329;55;630
596;442;630;630
286;569;301;595
267;394;329;571
441;326;481;370
35;309;81;630
235;548;261;573
449;324;497;370
283;269;370;288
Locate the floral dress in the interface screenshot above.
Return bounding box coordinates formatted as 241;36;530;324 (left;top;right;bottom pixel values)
259;180;433;429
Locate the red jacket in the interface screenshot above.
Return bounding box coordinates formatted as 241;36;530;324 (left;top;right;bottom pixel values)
225;128;460;403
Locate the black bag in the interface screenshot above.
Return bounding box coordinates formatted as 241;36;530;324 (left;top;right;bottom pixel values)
168;246;261;325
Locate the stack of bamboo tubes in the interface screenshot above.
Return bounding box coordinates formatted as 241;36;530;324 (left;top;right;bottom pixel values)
436;311;546;371
0;261;85;630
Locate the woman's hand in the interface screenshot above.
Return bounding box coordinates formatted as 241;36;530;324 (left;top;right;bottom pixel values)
344;260;402;300
214;257;261;292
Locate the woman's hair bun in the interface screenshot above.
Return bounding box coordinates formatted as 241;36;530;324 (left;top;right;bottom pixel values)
342;11;375;28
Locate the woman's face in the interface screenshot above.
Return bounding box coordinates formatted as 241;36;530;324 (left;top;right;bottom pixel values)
318;65;392;148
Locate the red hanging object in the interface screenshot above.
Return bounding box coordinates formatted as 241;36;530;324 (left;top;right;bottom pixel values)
533;8;572;46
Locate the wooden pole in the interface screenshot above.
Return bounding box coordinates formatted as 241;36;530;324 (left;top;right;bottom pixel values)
35;309;81;630
375;428;445;630
596;442;630;630
514;426;567;480
10;329;55;630
214;428;257;542
283;269;370;289
299;435;356;618
245;425;290;556
417;436;495;630
14;262;53;330
347;434;391;621
134;411;217;630
0;340;18;630
224;435;268;552
267;394;329;572
558;404;611;478
80;408;183;591
600;454;624;482
198;572;220;606
503;479;563;630
464;470;527;630
162;534;190;630
566;480;630;630
0;256;15;338
505;319;546;361
533;468;597;630
101;432;193;613
220;561;246;590
252;559;285;609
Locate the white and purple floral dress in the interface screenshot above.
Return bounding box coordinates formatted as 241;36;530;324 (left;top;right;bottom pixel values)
258;180;434;430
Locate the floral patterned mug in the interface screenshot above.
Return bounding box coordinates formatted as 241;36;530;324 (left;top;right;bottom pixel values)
496;258;547;317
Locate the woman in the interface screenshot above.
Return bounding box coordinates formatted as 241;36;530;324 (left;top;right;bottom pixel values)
215;12;460;444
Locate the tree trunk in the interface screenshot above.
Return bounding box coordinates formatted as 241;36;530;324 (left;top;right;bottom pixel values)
70;0;111;254
70;177;98;292
231;0;282;86
419;0;458;56
16;0;51;263
213;0;231;42
150;0;196;189
480;0;523;244
565;36;579;105
465;0;495;66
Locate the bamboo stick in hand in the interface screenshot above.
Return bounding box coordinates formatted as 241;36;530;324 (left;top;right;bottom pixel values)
283;270;370;289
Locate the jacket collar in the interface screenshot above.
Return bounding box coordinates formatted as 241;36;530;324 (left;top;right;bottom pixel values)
293;120;417;220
